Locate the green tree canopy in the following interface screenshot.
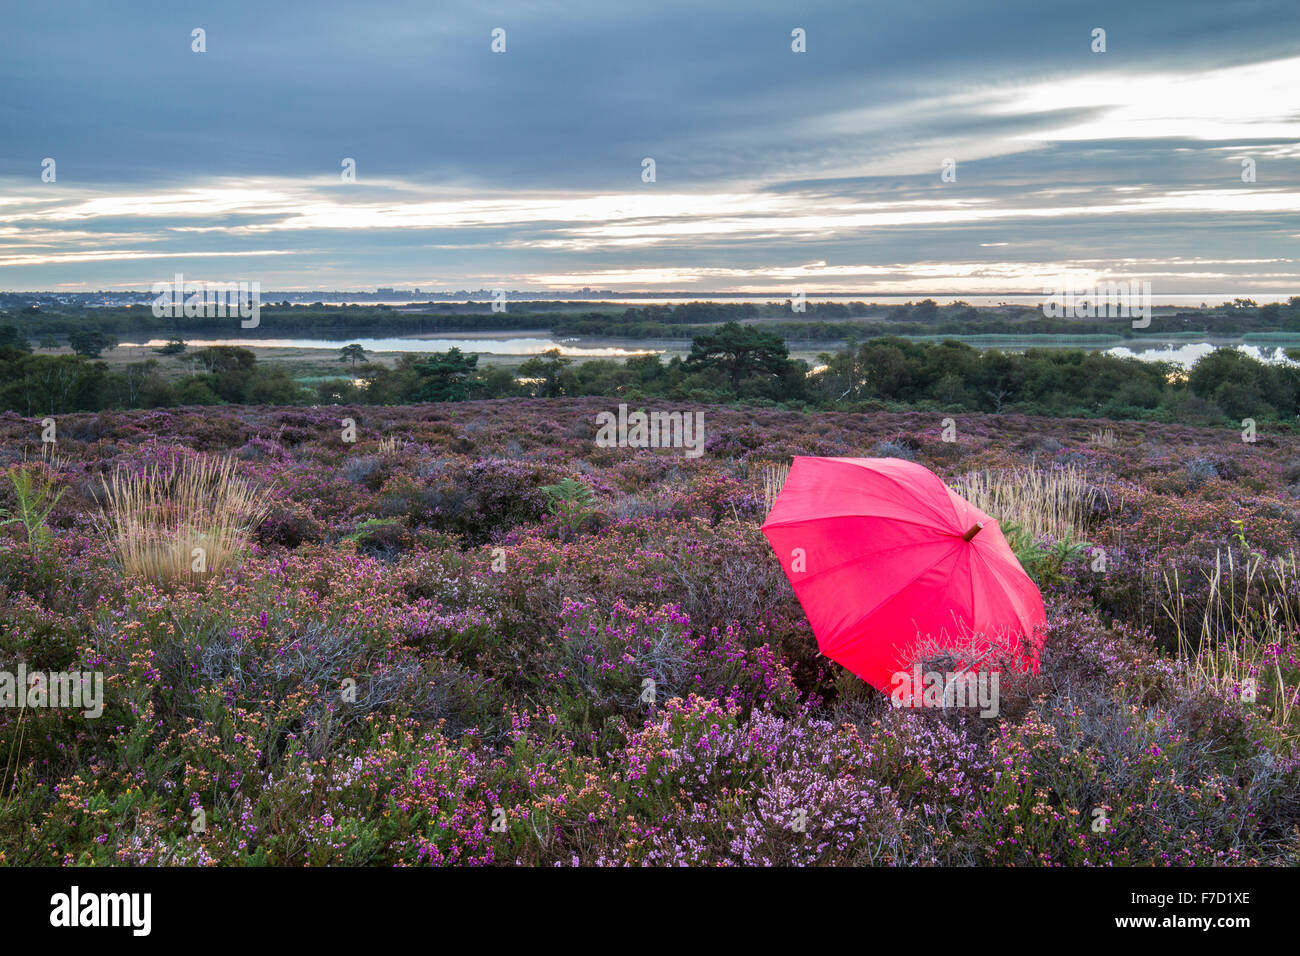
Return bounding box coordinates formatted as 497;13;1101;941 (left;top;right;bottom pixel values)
0;325;31;353
517;348;571;398
67;329;117;358
683;321;792;392
339;343;367;366
414;347;480;402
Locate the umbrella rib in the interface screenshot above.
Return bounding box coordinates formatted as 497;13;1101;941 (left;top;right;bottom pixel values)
837;460;959;528
871;545;972;653
790;536;957;588
909;541;970;643
818;541;965;656
762;512;956;535
970;549;978;639
774;458;955;530
969;544;1042;642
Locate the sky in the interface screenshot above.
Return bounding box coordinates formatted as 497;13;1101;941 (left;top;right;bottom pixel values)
1;0;1298;296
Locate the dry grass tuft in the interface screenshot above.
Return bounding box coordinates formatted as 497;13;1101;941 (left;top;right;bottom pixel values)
99;455;270;585
760;461;791;515
952;465;1098;541
1163;551;1300;730
1087;428;1117;448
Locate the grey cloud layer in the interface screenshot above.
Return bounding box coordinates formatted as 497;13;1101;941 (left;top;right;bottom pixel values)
2;0;1298;291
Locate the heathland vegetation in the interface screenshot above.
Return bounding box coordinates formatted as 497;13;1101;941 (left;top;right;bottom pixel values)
1;401;1298;864
2;299;1298;865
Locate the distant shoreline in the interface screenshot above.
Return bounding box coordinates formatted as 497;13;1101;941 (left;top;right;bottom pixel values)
6;292;1297;309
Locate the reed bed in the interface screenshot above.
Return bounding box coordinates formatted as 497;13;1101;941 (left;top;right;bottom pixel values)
952;465;1098;542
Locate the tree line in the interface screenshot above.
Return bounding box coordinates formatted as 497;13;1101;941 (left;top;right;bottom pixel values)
7;298;1300;344
0;320;1295;426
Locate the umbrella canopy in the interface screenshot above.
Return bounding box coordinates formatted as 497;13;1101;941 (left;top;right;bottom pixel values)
761;456;1046;693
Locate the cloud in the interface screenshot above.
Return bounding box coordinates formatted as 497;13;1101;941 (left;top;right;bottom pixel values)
1;0;1298;292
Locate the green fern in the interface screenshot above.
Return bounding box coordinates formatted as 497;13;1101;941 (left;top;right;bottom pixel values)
1001;521;1091;586
540;478;598;533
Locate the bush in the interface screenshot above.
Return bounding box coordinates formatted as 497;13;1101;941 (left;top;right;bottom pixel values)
422;458;558;545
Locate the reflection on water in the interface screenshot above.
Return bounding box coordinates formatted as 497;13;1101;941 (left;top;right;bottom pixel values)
1106;343;1298;367
119;336;1300;367
120;336;660;358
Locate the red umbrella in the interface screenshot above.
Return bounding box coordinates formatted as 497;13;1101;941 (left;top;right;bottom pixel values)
761;456;1045;694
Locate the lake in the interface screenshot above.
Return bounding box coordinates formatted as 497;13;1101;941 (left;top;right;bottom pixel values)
118;334;1300;367
119;336;659;359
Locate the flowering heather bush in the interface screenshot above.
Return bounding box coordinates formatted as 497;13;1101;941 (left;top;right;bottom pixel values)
0;399;1298;866
969;697;1300;865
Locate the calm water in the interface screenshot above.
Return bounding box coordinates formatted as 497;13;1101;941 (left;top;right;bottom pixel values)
120;335;1300;367
1105;343;1297;366
121;336;659;358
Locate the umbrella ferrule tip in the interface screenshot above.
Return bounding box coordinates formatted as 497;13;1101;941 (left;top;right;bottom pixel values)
962;522;984;541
